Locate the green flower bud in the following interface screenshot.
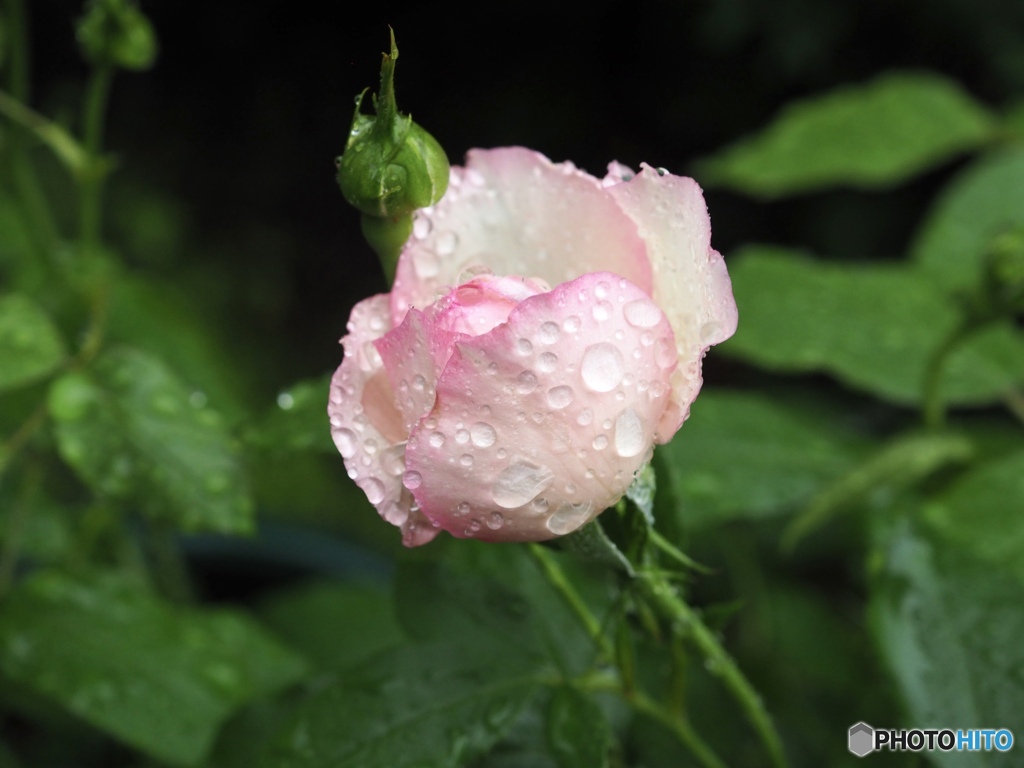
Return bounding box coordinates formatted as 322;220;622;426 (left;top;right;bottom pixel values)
77;0;158;71
336;31;449;219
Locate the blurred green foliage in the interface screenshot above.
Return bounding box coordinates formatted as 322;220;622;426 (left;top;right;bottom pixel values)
0;0;1022;766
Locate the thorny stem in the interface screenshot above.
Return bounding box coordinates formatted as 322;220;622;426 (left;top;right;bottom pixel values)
528;543;728;768
637;572;789;768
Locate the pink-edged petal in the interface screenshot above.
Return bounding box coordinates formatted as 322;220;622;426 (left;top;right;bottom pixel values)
390;148;652;326
328;295;439;547
404;272;678;542
606;164;738;436
601;161;636;188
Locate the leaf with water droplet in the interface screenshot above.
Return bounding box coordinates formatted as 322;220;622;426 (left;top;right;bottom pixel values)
48;346;254;534
553;519;634;577
0;570;307;767
0;294;67;393
248;374;335;454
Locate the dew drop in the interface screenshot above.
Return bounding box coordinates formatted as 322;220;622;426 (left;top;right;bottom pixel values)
546;385;574;409
533;497;550;512
537;351;558;373
700;321;722;342
581;342;625;392
592;434;608;450
381;445;406;476
436;230;458;256
594;280;611;299
456;502;471;516
412;249;440;278
538;321;560;344
460;454;474;468
563;315;582;333
360;477;386;504
592;300;613;321
412;215;432;239
486;512;504;530
383;502;409;526
614;409;645;458
333;428;357;458
516;371;538;394
455;428;470;444
470;422;496;447
546;500;593;535
576;408;594;426
429;431;446;448
492;461;555;508
624;298;662;328
515;338;533;356
403;470;423;490
655;338;676;368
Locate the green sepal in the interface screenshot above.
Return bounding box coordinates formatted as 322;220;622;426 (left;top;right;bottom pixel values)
360;212;412;284
336;31;449;220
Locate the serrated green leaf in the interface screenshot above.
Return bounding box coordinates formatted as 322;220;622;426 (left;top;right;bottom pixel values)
48;346;253;534
262;642;542;768
0;570;307;767
0;294;66;392
249;375;334;453
546;687;611;768
784;431;975;548
870;520;1024;767
722;247;1024;405
913;147;1024;294
659;389;865;528
923;449;1024;585
697;71;995;198
258;581;406;672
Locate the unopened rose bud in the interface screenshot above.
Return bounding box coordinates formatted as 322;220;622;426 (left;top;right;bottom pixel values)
77;0;158;71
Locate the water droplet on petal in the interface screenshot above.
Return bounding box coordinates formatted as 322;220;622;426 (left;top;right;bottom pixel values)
700;321;722;342
383;502;409;526
412;215;432;239
360;477;385;504
381;445;406;476
333;428;357;458
546;385;574;409
655;338;676;368
516;371;538;394
492;461;555;508
624;298;662;328
592;434;608;450
486;512;504;530
403;470;423;490
412;249;440;278
455;429;470;444
592;300;613;321
538;321;560;344
515;338;533;356
460;454;474;467
614;409;645;457
537;352;558;373
581;342;625;392
470;422;496;447
563;315;582;333
576;408;594;426
436;230;458;256
429;431;446;448
546;500;593;535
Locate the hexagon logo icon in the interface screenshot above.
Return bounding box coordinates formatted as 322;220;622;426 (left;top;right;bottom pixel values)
849;722;875;757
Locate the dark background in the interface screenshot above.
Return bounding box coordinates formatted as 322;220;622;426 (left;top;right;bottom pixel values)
24;0;1024;404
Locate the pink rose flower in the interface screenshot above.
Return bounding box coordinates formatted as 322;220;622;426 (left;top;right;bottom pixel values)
329;148;737;547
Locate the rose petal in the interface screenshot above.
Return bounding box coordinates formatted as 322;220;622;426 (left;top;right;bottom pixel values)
328;295;439;547
391;148;653;327
605;164;738;435
404;272;677;542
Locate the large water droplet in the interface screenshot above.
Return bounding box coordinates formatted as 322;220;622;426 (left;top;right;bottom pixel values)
546;385;574;409
515;338;533;356
360;477;386;504
492;461;555;508
429;431;446;448
581;342;625;392
614;409;645;457
624;298;662;328
412;215;432;239
486;512;504;530
333;428;357;458
537;352;558;373
546;500;593;535
470;422;496;447
383;502;409;526
403;470;423;490
563;315;582;333
436;230;458;256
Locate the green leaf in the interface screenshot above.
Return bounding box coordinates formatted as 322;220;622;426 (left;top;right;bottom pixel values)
625;464;656;526
722;247;1024;405
258;581;406;672
0;294;66;392
870;520;1024;767
248;375;334;453
658;389;865;528
0;570;307;767
395;541;607;677
554;520;634;576
784;431;975;548
696;71;995;198
923;449;1024;585
262;642;542;768
912;147;1024;294
546;687;611;768
48;346;253;534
